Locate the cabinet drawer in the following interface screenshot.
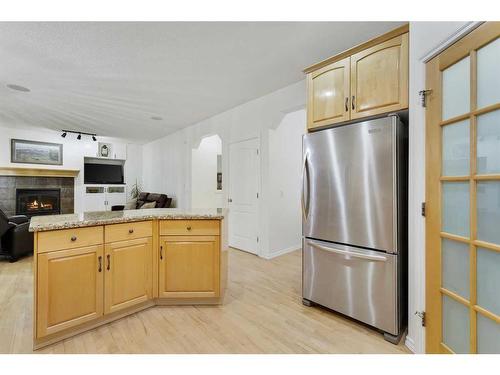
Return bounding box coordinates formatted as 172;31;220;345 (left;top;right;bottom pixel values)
105;221;153;243
37;226;103;254
160;220;219;236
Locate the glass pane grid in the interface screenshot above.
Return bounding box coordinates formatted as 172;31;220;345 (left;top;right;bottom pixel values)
439;40;500;354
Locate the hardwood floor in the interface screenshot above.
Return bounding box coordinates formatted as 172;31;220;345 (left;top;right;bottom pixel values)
0;249;410;354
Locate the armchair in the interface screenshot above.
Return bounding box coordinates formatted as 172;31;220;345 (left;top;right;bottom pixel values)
0;209;33;262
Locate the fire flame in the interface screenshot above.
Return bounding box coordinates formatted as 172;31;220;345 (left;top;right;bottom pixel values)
27;199;53;210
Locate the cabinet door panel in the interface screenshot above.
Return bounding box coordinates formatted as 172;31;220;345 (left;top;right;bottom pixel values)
350;33;408;119
37;245;104;338
159;236;220;298
307;57;350;130
104;237;152;314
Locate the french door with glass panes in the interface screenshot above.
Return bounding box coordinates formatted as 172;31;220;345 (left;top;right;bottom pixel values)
426;22;500;354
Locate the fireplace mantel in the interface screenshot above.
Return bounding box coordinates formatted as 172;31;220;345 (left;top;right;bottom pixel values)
0;167;80;178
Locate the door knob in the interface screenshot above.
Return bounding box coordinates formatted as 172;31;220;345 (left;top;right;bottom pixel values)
128;228;134;234
186;226;192;231
228;198;232;203
71;236;77;242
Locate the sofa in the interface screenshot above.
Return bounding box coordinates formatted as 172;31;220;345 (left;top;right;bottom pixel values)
112;192;173;211
0;209;34;262
136;192;172;208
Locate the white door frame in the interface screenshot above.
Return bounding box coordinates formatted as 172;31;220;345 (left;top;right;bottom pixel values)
228;136;261;256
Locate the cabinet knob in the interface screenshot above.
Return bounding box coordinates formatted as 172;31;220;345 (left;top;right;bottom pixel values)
186;226;192;231
128;228;134;234
71;236;77;242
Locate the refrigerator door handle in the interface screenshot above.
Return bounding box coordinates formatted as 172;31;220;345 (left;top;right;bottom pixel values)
309;241;387;262
301;153;310;220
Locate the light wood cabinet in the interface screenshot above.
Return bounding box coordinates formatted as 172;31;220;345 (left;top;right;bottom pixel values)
104;237;153;314
159;235;220;298
305;25;409;130
105;220;153;243
37;226;103;254
350;33;408;119
33;217;225;348
37;245;104;338
307;57;350;129
160;219;219;236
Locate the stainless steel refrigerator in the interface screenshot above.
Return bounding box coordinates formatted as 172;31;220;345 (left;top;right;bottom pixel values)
302;114;407;344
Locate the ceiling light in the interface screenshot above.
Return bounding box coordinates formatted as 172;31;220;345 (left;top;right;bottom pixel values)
61;129;97;140
151;116;163;121
6;84;31;92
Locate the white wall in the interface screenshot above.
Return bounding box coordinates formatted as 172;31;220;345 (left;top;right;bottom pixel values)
191;135;222;209
407;21;471;354
268;109;305;257
0;125;143;212
142;80;305;257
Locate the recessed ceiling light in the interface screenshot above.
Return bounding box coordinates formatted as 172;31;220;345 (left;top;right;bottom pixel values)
7;84;31;92
151;116;163;121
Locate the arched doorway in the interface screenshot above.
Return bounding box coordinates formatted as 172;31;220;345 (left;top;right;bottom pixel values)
191;134;223;208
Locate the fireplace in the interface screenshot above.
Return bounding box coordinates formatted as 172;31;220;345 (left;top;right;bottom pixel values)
16;188;61;217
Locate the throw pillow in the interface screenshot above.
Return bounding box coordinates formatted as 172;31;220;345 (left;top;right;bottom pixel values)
124;199;137;210
140;201;156;209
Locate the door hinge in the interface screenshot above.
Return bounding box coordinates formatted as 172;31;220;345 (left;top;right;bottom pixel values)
256;149;259;155
415;311;426;327
421;202;426;217
256;236;259;243
256;192;259;198
419;89;432;108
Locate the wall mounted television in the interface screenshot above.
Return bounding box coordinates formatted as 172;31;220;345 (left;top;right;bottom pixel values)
84;163;124;184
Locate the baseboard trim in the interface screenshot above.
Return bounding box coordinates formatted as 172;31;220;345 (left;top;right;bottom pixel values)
262;243;301;259
405;335;416;353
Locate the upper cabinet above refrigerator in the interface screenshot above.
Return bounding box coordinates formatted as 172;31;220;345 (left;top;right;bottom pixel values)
304;24;409;131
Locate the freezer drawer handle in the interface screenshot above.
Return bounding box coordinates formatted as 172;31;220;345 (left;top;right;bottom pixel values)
310;242;387;262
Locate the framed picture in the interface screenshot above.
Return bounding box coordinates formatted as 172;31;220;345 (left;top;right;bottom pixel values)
11;139;63;165
98;142;112;158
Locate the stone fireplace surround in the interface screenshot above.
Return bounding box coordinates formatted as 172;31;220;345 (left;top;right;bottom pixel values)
0;176;74;217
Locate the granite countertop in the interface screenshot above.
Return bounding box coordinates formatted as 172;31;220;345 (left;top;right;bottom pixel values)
29;208;227;232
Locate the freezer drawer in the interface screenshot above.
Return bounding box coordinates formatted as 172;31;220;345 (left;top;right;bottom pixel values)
303;238;398;335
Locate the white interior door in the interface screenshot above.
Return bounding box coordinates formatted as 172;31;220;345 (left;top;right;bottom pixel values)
228;138;260;254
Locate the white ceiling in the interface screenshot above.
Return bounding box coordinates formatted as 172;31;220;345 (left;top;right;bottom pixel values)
0;22;405;143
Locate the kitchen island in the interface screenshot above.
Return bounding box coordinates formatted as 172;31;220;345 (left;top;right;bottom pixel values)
29;208;228;349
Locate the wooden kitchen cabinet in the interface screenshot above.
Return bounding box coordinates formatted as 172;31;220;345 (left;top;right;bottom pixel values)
159;235;220;298
33;216;226;348
307;57;350;129
305;25;409;131
37;245;104;338
350;33;408;120
104;237;153;314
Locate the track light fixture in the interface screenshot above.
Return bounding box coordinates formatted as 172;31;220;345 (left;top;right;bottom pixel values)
61;130;97;141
